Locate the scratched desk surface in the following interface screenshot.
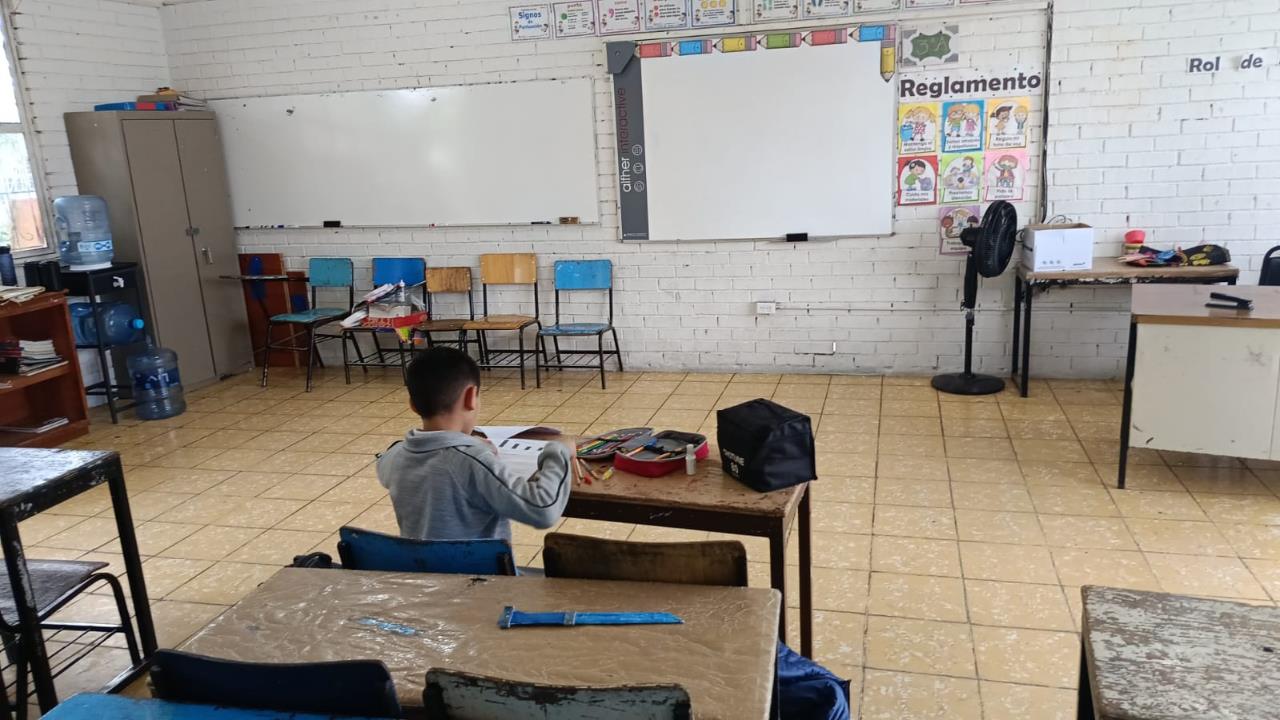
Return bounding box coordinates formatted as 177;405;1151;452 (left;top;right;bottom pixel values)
1083;585;1280;719
179;568;780;719
0;448;117;516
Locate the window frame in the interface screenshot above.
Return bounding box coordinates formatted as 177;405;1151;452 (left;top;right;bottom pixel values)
0;2;53;258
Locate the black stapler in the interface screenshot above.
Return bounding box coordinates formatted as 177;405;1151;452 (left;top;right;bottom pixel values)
1204;291;1254;311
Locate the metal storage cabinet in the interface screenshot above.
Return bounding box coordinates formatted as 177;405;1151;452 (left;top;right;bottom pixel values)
64;111;251;387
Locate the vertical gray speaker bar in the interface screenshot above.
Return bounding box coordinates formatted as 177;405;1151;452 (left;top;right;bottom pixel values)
606;42;649;241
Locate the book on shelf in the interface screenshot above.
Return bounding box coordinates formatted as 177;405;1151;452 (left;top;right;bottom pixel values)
0;417;69;434
18;359;67;376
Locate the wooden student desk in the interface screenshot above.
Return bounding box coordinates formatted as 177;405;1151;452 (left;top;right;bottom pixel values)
1077;586;1280;720
564;447;812;657
1011;258;1238;397
1119;285;1280;488
174;568;781;720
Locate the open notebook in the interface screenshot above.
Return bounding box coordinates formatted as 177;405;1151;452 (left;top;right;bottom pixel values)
493;438;549;477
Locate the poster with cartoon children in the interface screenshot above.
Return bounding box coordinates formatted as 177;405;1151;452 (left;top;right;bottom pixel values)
898;102;939;155
940;153;982;203
987;97;1030;149
941;99;984;153
938;205;981;255
897;156;938;206
984;149;1026;201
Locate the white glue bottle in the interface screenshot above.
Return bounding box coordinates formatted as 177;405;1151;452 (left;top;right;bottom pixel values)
685;444;697;475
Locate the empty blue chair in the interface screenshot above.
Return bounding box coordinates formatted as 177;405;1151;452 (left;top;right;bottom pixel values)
260;257;354;392
341;257;427;384
336;526;517;575
537;259;622;389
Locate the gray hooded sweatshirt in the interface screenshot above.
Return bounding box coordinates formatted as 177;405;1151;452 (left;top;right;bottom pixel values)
376;430;572;542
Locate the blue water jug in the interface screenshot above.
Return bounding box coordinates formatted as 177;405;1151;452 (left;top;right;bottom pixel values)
128;336;186;420
53;195;114;271
69;303;144;346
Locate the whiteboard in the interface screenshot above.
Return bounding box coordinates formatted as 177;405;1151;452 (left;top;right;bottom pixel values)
639;42;894;241
209;78;599;227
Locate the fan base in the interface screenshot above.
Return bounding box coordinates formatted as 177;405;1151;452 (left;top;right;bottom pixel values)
931;372;1006;396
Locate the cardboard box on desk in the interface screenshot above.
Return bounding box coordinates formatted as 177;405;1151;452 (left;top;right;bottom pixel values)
1022;223;1095;273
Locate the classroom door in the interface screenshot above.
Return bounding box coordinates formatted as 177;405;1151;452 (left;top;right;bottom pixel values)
121;119;217;386
175;119;252;379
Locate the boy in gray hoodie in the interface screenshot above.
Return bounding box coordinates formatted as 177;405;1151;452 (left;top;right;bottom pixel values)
377;346;573;541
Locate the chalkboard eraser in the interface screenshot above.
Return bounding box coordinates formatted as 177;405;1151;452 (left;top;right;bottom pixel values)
559;216;580;225
323;220;341;228
786;233;809;242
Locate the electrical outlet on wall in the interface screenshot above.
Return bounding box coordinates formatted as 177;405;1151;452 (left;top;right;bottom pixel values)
756;301;776;315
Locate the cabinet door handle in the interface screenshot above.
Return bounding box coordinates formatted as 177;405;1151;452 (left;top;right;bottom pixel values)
201;247;214;264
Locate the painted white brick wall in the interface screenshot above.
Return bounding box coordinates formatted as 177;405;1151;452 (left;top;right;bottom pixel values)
7;0;170;200
155;0;1050;374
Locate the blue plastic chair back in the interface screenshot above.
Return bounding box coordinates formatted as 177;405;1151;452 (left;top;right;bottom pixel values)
337;527;516;575
308;257;353;288
372;257;426;287
555;259;612;291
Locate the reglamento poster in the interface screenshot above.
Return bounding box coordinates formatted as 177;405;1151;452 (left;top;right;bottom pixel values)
805;0;851;18
598;0;642;33
898;101;939;155
941;99;984;153
940;152;982;204
898;156;938;206
985;149;1027;201
939;205;980;255
554;1;597;36
987;97;1031;149
755;0;800;22
646;0;690;29
692;0;735;26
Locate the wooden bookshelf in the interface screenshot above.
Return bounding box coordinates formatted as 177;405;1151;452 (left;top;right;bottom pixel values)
0;291;89;447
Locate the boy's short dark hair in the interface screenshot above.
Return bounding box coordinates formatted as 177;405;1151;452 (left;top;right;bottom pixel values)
405;346;481;418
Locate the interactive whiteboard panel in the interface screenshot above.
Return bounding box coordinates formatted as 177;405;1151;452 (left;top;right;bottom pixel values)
210;78;599;227
620;40;894;241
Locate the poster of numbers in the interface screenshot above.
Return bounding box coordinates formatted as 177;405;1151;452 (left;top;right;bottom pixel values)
755;0;800;22
646;0;690;29
597;0;642;33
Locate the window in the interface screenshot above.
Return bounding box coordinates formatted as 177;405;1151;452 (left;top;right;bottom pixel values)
0;14;45;253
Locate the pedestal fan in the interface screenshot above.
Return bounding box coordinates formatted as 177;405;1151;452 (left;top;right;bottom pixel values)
932;200;1019;396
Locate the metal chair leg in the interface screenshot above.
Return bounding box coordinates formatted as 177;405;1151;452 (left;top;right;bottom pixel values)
100;573;141;664
260;320;274;388
518;331;528;389
597;332;607;390
611;328;624;372
304;325;317;392
342;331;352;385
535;334;544;387
553;337;563;363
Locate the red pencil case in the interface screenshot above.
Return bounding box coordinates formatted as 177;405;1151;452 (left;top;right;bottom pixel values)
613;430;709;478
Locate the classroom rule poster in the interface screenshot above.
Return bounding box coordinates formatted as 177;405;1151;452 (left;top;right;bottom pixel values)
805;0;851;18
987;96;1030;149
692;0;735;27
898;101;939;155
897;156;938;206
941;99;984;153
939;205;980;255
855;0;901;10
554;1;597;36
510;4;553;40
646;0;689;30
598;0;642;33
755;0;800;22
940;152;982;204
985;149;1027;201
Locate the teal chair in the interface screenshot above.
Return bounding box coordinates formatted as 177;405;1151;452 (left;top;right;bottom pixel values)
536;259;622;389
341;257;426;384
336;527;517;575
260;257;354;392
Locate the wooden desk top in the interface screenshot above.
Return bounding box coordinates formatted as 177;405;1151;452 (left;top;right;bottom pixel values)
1020;257;1238;283
1132;285;1280;329
180;569;780;720
573;454;805;518
1082;586;1280;719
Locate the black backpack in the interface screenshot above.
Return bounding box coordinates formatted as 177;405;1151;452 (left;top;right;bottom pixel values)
717;399;815;493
